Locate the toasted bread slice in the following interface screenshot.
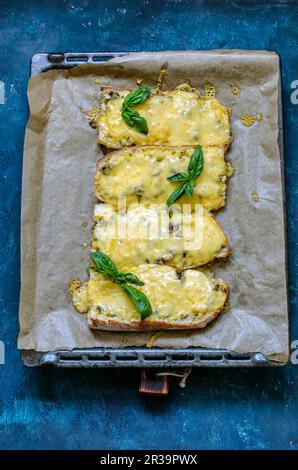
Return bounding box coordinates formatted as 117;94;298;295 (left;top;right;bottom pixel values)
92;204;231;270
94;145;227;212
89;85;231;149
72;265;229;331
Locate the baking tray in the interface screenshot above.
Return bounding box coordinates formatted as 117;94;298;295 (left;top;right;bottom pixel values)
21;51;288;368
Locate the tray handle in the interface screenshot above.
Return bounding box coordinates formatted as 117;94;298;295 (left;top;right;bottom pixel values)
139;369;169;396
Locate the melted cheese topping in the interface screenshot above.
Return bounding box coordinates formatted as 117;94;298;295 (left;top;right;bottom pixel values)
95;87;230;148
95;146;227;212
92;205;229;270
73;265;228;324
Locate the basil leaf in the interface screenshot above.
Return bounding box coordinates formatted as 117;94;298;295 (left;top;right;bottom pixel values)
90;252;151;318
115;272;144;286
121;108;138;126
121;108;148;135
113;272;127;284
122;87;151;109
184;180;195;198
121;87;151;134
166;146;204;207
167;172;189;182
122;283;152;320
187;145;204;179
90;251;118;277
166;181;189;207
122;273;145;286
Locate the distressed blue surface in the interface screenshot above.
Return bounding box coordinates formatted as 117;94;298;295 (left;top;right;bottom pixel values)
0;0;297;450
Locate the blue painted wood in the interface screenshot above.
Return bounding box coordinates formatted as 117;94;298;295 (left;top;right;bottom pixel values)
0;0;297;450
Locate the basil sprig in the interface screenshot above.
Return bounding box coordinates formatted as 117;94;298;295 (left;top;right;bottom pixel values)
121;87;151;135
166;145;204;207
90;251;152;320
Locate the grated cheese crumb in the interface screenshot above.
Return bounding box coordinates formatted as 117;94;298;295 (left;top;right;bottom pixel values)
203;81;217;98
146;331;164;348
241;114;256;126
252;191;260;202
226;161;235;178
155;67;167;92
231;83;241;95
226;106;232;117
68;278;81;294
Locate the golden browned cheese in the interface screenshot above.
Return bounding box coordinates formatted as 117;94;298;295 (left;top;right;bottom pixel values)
94;146;227;212
94;87;230;148
72;265;228;328
92;204;230;270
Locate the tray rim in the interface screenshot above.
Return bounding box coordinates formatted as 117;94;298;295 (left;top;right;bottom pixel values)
21;50;289;368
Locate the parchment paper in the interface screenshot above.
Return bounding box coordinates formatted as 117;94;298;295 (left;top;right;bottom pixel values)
18;51;289;361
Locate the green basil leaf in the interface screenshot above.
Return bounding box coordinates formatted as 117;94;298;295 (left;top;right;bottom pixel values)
121;87;151;134
121;108;138;126
113;272;127;284
122;283;152;320
187;145;204;179
121;108;148;135
166;181;189;207
122;273;145;286
184;180;195;198
90;251;118;277
90;253;150;318
122;87;151;109
167;172;189;182
166;146;204;206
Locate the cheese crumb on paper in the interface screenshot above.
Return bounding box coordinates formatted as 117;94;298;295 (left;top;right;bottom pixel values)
146;331;164;348
68;278;81;294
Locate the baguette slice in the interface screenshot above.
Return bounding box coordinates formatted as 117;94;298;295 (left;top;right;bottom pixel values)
90;85;230;149
92;204;231;270
73;265;229;331
94;145;227;212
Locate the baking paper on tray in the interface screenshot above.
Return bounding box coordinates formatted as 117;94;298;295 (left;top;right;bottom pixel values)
18;51;288;361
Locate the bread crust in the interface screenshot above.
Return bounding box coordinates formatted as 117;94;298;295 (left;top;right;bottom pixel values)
87;280;229;331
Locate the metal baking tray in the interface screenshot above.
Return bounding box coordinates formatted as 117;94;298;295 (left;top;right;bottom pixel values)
21;51;288;368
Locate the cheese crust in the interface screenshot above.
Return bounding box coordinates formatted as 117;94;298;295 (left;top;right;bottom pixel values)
92;86;231;149
72;265;229;331
92;204;231;270
94;145;227;212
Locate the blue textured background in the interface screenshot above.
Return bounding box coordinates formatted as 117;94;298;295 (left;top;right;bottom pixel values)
0;0;297;450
